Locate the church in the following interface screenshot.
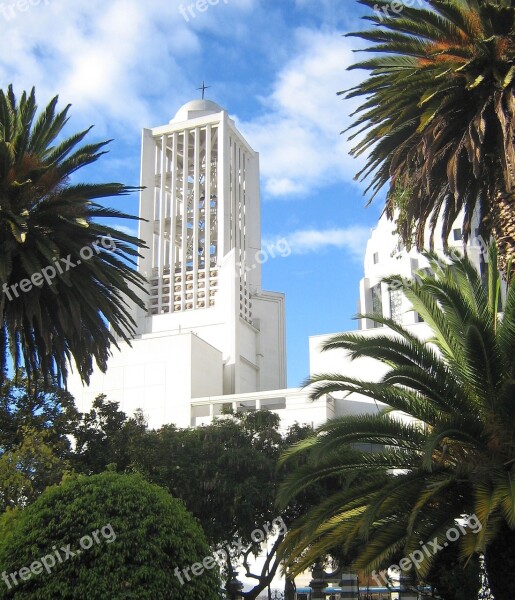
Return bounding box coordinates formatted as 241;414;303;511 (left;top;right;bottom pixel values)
68;97;484;432
67;96;485;599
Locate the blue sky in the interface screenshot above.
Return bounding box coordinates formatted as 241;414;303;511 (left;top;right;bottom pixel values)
1;0;386;387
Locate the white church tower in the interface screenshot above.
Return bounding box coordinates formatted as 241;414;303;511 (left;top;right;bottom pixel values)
69;99;286;428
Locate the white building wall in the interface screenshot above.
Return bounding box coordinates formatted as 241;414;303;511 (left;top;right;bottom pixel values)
359;212;484;329
70;332;223;429
68;99;287;423
190;334;224;401
190;388;332;430
251;291;287;391
309;324;433;419
309;209;486;423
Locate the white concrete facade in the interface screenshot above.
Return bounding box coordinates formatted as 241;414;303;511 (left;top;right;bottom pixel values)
359;211;485;330
308;210;486;417
69;99;286;428
69;98;486;434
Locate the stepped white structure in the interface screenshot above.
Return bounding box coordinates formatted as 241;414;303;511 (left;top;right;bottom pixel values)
70;99;288;427
69;97;486;434
309;211;485;391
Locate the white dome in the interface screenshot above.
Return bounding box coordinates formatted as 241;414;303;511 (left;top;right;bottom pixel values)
171;99;223;123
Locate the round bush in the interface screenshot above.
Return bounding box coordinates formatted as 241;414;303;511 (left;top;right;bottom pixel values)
0;472;221;599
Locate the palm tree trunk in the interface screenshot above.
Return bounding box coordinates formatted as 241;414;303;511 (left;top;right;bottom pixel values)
493;89;515;279
484;521;515;600
491;191;515;278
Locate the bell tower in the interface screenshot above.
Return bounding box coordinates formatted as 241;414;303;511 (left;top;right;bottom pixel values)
137;99;261;325
69;98;286;427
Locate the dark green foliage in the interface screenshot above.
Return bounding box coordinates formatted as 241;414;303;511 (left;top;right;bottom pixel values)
131;411;319;600
0;375;79;511
70;405;323;600
483;520;515;600
0;472;221;600
426;543;481;600
344;0;515;270
0;85;147;385
0;428;68;512
0;374;79;454
71;395;147;474
278;245;515;599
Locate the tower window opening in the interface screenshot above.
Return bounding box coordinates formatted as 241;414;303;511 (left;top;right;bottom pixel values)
371;283;383;327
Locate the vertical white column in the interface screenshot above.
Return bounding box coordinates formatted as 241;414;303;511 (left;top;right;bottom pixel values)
159;134;168;279
231;140;237;251
245;151;261;293
218;114;229;260
242;149;246;261
170;132;178;312
181;129;189;310
152;142;160;272
236;144;242;255
205;124;212;301
193;127;200;307
138;129;157;279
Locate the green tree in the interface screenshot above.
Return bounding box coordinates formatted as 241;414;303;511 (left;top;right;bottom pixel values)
425;544;481;600
0;85;147;385
72;395;147;474
344;0;515;272
0;374;79;453
0;427;68;512
278;245;515;600
67;403;333;599
108;410;322;600
0;471;221;600
0;375;78;510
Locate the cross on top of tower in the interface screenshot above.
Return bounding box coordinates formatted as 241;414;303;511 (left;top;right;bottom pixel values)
196;81;211;100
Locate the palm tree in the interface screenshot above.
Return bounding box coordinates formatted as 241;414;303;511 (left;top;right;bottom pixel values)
278;245;515;600
344;0;515;273
0;86;147;385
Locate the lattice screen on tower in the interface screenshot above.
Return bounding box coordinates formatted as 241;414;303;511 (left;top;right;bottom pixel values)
149;125;220;314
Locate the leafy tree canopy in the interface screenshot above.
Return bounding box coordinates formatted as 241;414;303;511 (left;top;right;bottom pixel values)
0;471;221;600
278;244;515;600
344;0;515;271
0;85;147;385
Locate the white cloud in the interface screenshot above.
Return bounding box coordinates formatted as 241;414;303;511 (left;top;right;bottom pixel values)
0;0;204;137
264;225;370;262
238;29;367;199
0;3;369;202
